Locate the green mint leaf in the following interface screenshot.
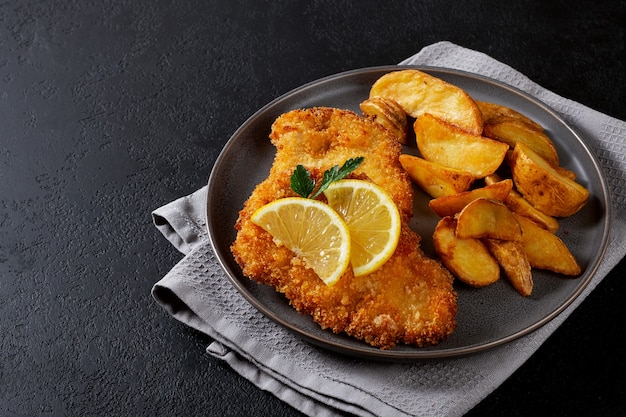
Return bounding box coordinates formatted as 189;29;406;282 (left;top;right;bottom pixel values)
310;156;364;199
290;164;315;198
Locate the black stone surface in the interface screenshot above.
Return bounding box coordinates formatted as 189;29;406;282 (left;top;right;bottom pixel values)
2;1;625;416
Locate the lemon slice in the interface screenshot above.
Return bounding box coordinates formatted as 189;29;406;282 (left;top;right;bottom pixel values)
323;179;401;276
251;197;351;286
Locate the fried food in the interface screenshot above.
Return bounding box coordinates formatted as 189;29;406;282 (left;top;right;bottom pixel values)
360;96;408;143
231;107;457;349
513;213;582;276
364;71;588;298
455;198;522;241
476;100;543;131
370;69;484;134
428;179;513;217
433;216;500;288
483;119;560;167
399;154;474;198
484;239;533;297
484;174;560;232
414;113;509;179
508;142;589;217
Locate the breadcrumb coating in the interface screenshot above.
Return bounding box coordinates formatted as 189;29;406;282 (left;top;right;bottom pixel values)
231;107;457;349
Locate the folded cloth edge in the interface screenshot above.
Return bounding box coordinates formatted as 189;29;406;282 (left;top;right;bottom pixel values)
151;242;393;417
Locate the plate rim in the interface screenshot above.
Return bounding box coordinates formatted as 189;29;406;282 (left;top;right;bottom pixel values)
206;65;612;361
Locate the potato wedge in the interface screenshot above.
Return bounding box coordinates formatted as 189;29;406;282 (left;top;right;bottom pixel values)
414;114;509;179
399;154;474;198
503;189;561;233
429;179;513;217
370;69;483;134
433;216;500;288
556;166;577;180
360;96;408;144
484;239;533;297
455;198;522;241
514;213;582;276
476;100;543;131
508;143;589;217
483;119;560;167
485;174;560;232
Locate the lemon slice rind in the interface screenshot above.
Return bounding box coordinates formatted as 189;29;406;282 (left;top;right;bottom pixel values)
250;197;351;286
324;179;401;276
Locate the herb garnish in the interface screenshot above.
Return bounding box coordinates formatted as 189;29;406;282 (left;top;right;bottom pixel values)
290;156;364;199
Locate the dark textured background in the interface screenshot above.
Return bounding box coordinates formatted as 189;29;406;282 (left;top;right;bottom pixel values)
1;1;625;416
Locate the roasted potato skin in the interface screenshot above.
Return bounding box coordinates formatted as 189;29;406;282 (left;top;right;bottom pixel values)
455;198;522;241
508;143;589;217
484;174;560;232
399;154;474;198
360;96;408;144
514;213;582;276
483;119;560;167
476;100;543;131
429;179;513;217
485;239;533;297
370;69;484;134
433;216;500;288
369;73;590;298
414;114;509;179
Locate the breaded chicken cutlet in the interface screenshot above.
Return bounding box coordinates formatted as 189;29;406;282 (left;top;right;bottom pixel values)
231;107;457;349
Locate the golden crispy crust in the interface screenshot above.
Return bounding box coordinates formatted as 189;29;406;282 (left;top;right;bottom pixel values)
231;107;457;349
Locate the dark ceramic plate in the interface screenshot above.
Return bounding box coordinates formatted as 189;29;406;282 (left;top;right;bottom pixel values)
206;66;611;360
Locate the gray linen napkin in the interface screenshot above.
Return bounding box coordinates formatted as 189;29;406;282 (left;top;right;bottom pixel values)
151;41;626;417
